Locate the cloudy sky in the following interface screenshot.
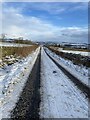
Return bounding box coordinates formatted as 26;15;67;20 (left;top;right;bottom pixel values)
1;2;88;43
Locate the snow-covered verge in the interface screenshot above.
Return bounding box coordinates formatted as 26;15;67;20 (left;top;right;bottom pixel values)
0;47;40;119
45;48;89;87
0;55;22;68
40;48;88;118
0;42;32;47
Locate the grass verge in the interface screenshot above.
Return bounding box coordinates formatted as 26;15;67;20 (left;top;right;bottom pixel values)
0;45;38;58
48;47;90;68
0;45;39;67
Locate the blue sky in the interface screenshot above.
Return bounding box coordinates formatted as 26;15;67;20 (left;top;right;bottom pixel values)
1;2;88;43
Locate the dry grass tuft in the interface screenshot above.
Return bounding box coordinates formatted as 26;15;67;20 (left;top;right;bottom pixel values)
0;45;39;59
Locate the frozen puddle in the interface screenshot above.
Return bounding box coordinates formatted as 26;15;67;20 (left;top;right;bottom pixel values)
40;48;88;118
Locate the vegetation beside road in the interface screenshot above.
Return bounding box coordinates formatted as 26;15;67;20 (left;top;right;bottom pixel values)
1;45;38;58
48;47;90;67
0;45;39;67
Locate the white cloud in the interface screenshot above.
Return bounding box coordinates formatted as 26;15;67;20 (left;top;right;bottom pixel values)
1;4;88;43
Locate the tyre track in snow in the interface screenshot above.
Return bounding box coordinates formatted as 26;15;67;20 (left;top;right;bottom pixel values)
40;48;88;118
44;48;90;100
11;49;41;119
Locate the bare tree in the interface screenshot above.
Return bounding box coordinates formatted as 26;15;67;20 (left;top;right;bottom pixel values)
1;33;6;41
18;37;23;41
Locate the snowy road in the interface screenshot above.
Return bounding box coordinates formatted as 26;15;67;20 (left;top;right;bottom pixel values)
45;48;90;98
40;47;88;118
1;46;89;119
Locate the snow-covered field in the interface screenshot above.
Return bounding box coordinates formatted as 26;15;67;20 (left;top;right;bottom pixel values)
40;48;88;118
0;42;32;47
46;48;89;87
58;48;90;57
0;47;40;119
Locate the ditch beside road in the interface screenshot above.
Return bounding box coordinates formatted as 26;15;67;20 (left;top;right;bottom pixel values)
11;49;41;119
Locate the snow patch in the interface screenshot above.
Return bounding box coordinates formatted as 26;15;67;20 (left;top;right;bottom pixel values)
58;48;90;57
0;47;40;119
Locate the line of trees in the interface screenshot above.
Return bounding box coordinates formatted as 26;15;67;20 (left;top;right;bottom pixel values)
0;33;35;45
